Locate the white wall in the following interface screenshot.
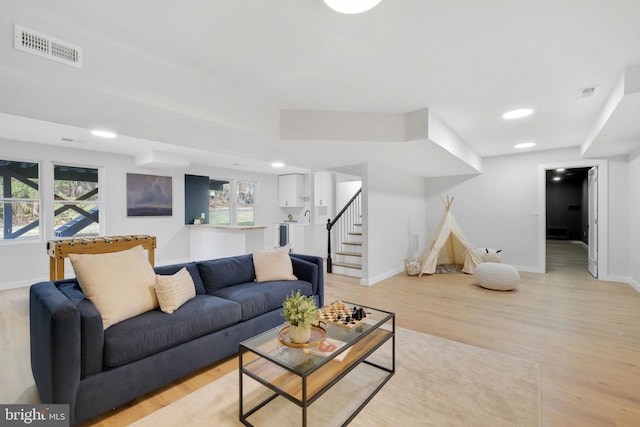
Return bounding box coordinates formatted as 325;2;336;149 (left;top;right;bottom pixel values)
362;163;426;286
629;148;640;290
606;156;629;281
0;139;285;289
424;147;633;281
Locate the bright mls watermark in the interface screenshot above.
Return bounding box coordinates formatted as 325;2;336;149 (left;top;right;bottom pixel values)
0;405;69;426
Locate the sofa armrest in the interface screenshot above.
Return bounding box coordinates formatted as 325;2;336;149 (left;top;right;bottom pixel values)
77;299;104;377
29;282;81;416
290;254;324;307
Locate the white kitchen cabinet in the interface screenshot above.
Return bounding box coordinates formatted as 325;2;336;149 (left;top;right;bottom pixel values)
278;174;304;207
314;172;332;207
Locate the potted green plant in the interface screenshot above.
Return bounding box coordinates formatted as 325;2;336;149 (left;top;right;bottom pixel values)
282;290;318;343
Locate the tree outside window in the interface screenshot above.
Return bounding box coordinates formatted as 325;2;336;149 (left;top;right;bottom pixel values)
209;180;230;225
53;165;99;238
237;180;255;226
0;160;40;240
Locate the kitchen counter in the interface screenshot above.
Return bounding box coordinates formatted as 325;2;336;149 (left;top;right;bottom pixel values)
186;224;267;230
188;225;267;260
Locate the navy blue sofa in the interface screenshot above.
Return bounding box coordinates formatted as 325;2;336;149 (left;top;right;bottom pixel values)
29;253;324;425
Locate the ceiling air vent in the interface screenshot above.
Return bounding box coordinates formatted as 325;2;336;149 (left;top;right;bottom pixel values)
576;85;599;99
14;24;82;68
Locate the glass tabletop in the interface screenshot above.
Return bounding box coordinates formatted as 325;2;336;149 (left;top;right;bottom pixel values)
240;301;394;376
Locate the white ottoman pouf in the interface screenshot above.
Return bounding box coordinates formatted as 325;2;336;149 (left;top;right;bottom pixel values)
474;262;520;291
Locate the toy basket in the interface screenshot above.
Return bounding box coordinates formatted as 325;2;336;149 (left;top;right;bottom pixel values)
405;258;423;276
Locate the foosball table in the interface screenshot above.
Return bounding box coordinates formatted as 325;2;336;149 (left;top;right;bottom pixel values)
46;235;156;280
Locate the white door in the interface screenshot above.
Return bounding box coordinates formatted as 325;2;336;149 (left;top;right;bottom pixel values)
588;167;598;278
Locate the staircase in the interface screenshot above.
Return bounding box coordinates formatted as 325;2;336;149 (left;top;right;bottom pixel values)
332;222;362;277
327;188;362;277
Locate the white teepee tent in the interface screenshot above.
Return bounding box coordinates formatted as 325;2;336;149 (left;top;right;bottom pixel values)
419;196;481;276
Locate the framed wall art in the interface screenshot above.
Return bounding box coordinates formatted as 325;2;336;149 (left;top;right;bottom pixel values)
126;173;173;216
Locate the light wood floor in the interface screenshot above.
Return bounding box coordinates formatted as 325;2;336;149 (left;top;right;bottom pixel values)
2;241;639;426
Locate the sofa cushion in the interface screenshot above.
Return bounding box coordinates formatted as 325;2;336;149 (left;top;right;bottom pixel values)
155;267;196;314
253;246;297;282
197;254;255;293
69;245;158;329
211;280;313;321
103;295;242;368
154;262;205;294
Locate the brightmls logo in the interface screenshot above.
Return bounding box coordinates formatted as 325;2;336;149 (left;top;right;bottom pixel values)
0;405;69;426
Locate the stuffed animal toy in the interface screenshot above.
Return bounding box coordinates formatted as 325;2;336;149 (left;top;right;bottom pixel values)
475;247;502;263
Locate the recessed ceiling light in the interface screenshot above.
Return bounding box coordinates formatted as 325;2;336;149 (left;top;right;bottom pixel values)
514;142;536;149
502;108;533;120
271;162;285;168
90;129;117;138
323;0;382;14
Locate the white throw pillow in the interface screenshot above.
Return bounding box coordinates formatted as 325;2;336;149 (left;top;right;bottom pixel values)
253;245;297;282
155;267;196;314
69;245;158;329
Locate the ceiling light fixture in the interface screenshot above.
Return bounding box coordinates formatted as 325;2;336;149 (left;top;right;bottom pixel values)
90;129;117;138
502;108;533;120
271;162;285;168
514;142;536;149
323;0;382;14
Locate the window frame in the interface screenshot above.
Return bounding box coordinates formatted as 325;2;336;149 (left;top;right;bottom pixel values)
209;178;257;226
0;158;42;243
236;179;256;226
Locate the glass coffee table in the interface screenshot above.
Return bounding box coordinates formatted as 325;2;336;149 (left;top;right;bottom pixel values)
239;301;395;426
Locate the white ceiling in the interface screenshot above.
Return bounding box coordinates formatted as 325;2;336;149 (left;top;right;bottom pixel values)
1;0;640;177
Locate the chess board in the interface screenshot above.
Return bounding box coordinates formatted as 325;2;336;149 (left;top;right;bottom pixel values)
317;301;369;329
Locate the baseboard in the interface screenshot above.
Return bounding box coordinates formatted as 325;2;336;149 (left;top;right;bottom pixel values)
0;278;42;291
598;274;640;294
511;264;545;274
360;265;405;286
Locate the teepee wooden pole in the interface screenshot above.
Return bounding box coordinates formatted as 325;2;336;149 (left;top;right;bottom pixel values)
441;195;455;211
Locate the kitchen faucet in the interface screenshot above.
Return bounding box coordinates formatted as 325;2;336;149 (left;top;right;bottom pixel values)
304;210;310;223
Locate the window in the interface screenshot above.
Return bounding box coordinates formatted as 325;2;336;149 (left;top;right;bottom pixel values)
237;180;255;226
209;179;256;226
0;160;40;240
209;180;230;225
53;165;99;238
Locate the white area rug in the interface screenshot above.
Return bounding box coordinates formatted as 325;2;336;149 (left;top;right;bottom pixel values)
132;328;541;426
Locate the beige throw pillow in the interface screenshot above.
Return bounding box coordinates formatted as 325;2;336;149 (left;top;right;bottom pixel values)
253;245;297;282
69;245;158;329
155;267;196;314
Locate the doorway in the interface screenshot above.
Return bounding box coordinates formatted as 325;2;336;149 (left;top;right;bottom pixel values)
538;160;608;278
545;167;590;274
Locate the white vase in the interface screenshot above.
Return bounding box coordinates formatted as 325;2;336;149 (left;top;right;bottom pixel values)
289;325;311;344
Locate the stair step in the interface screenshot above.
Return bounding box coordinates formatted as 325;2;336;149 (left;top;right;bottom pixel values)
342;241;362;246
336;251;362;257
332;261;362;270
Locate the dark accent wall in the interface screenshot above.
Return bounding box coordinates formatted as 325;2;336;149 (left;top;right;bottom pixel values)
546;168;589;242
184;174;209;224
